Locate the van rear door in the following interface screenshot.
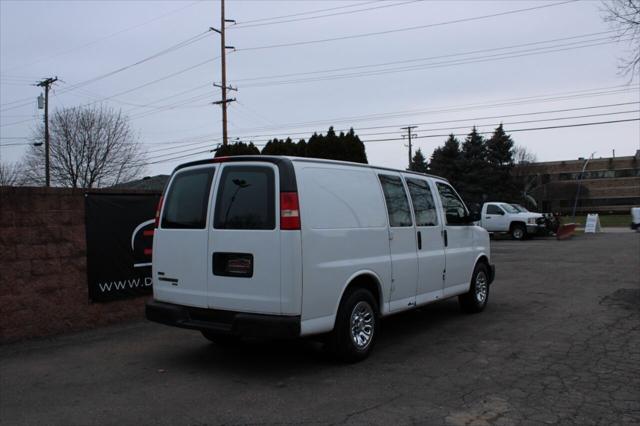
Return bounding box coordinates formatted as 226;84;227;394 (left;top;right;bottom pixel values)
207;162;282;314
153;165;216;308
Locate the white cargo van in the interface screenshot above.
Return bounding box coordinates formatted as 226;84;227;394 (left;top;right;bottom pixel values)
146;156;495;361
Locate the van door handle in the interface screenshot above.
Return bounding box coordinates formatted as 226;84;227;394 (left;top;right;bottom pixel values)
443;229;448;247
417;231;422;250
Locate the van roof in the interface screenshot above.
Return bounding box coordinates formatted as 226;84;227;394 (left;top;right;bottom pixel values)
175;155;448;183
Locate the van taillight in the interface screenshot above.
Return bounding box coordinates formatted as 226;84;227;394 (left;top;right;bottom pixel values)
154;196;164;228
280;192;300;230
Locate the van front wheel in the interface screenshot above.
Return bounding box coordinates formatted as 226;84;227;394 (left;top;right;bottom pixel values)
327;288;379;363
459;263;490;313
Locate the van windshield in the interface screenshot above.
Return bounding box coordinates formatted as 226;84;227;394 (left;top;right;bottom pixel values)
162;168;215;229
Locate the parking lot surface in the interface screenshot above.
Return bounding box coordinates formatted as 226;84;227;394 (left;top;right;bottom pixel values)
1;232;639;425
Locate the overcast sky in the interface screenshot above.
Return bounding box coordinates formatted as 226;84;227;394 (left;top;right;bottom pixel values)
1;0;639;177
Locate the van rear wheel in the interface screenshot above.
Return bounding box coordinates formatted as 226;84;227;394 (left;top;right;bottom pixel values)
327;288;379;363
459;263;490;313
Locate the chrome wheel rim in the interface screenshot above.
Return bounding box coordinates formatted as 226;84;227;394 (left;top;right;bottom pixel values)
513;228;524;239
475;271;488;303
350;301;374;349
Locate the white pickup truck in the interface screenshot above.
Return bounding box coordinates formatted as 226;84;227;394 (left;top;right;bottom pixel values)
478;202;545;240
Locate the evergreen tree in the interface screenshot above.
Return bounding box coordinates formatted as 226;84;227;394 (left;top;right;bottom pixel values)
214;141;260;157
305;127;367;163
409;148;428;173
343;128;368;164
261;137;299;156
429;134;461;182
457;127;488;205
485;124;517;201
486;124;513;167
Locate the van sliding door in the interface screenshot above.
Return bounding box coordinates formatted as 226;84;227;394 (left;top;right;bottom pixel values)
378;173;418;312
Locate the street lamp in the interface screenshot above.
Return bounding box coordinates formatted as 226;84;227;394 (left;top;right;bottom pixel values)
571;152;596;221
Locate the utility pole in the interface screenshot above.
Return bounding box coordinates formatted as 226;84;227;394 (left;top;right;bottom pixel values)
36;77;58;187
401;126;418;170
211;0;236;146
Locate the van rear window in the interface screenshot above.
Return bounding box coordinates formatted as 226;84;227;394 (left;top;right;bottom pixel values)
214;166;275;230
162;168;214;229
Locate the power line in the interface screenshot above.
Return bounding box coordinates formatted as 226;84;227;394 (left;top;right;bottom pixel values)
0;142;31;147
137;116;639;168
212;86;639;137
239;37;629;89
0;30;214;111
136;90;639;149
230;1;420;30
0;0;201;74
238;1;576;52
230;1;379;26
233;30;617;84
137;109;640;160
0;117;38;128
0;29;615;115
363;118;640;143
71;56;221;109
59;30;213;94
105;32;628;122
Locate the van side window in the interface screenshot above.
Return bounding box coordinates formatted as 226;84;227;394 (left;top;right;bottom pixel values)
406;178;438;227
214;166;275;230
162;168;215;229
436;182;469;225
378;174;412;227
486;204;503;215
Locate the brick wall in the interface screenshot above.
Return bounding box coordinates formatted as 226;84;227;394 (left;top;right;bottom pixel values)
0;187;157;343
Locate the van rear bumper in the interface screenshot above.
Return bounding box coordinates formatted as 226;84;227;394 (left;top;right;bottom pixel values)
145;300;301;339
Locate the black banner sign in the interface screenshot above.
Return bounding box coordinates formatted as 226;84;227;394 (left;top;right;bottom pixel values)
85;193;160;302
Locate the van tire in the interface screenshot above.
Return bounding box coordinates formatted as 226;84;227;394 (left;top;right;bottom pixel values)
201;331;241;346
510;223;527;240
327;288;379;363
459;263;490;313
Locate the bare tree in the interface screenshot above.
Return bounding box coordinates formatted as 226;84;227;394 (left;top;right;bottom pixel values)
22;105;146;188
0;161;23;186
513;145;538;164
511;145;540;207
603;0;640;77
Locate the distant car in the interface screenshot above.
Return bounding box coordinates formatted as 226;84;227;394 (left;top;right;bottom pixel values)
479;202;545;240
631;207;640;232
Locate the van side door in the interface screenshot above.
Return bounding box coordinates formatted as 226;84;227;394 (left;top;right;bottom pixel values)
404;176;446;304
377;173;418;312
434;181;477;296
153;165;216;308
207;162;282;314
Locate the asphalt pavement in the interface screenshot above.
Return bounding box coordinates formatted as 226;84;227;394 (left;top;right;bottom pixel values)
1;232;639;425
